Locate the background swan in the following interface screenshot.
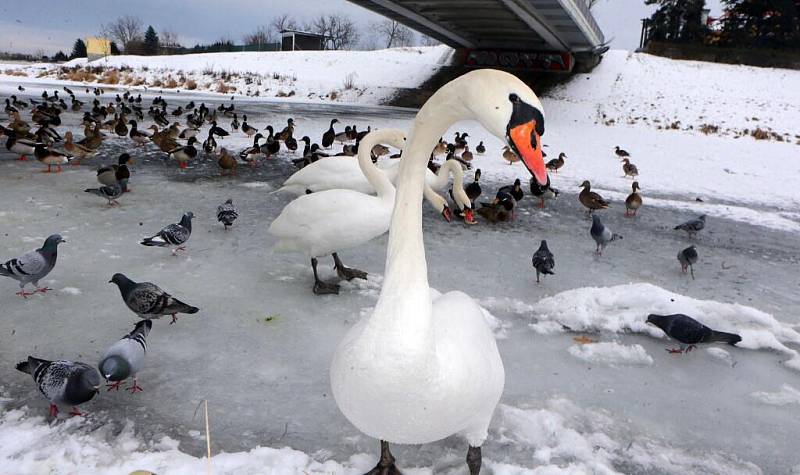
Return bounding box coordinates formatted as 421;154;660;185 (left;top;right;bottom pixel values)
330;69;546;474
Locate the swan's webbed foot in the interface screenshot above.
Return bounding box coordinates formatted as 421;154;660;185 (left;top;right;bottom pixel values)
365;440;402;475
332;253;367;281
467;445;482;475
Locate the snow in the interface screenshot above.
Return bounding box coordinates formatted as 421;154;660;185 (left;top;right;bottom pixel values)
567;341;653;366
751;384;800;406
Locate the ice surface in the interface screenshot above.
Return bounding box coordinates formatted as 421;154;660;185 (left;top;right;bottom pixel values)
2;49;800;473
567;341;653;366
751;384;800;406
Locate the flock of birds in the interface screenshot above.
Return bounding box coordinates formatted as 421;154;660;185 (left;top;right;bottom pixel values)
1;73;740;475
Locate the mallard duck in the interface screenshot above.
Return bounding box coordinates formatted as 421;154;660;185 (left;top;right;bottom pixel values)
218;148;238;176
432;137;447;157
241;115;257;137
461;146;473;162
334;125;351;143
475;141;485;154
178;126;199;140
530;176;559;209
578;180;609;214
546;152;566;173
240;133;264;166
6;134;39;160
498;178;524;202
114;116;129;137
476;201;510;223
355;125;370;143
202;131;217;154
9;111;30;135
64;131;97;163
502;145;519;165
172;106;184;117
622;158;639;178
35;144;72;172
322;119;338;148
230;113;239;131
168;137;198;169
464;168;482;207
128;120;150;146
614;146;630;158
625;181;642;216
261;127;280;157
285;133;298;152
210;121;229;139
277;118;294;142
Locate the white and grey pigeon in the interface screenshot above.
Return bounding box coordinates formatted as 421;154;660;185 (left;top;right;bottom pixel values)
99;319;152;393
140;211;193;255
15;356;100;417
531;240;555;283
217;198;238;229
110;273;199;324
85;182;123;206
590;215;622;255
0;234;65;297
678;245;699;279
674;214;706;237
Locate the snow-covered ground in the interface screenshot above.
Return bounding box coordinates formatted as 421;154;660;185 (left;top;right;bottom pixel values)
1;49;800;474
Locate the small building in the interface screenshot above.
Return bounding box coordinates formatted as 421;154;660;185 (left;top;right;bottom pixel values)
280;30;326;51
86;37;111;61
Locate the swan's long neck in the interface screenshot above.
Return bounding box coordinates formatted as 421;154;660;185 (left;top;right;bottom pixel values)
357;131;396;199
365;90;470;352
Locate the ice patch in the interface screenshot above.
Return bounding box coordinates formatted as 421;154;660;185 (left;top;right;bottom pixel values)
567;342;653;366
532;283;800;371
59;287;82;295
706;347;737;367
751;384;800;406
238;182;274;190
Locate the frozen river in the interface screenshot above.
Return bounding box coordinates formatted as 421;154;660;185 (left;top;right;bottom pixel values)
1;84;799;474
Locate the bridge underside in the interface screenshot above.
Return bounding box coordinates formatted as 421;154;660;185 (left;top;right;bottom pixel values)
349;0;604;53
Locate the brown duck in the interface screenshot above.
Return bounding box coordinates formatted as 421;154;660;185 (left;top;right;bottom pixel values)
546;152;566;173
502;145;519;165
622;158;639;178
625;181;642;216
64;131;97;163
218;148;238;176
578;180;609;214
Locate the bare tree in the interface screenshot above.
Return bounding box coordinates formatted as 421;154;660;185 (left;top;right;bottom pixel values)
243;26;275;46
312;14;360;50
271;14;298;33
420;34;441;46
373;19;414;48
101;15;144;52
160;29;181;48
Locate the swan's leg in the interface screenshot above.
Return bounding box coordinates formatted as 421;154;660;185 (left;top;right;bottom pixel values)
466;446;482;475
332;253;367;281
311;258;339;295
365;440;401;475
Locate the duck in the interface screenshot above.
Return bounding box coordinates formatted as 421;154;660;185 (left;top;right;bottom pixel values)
218;148;238;176
476;201;511;223
210;121;229;139
578;180;609;214
172;106;184;117
9;111;30;135
622;158;639;178
625;181;642;216
331;69;547;475
614;145;630;158
464;168;482;207
461;146;473;163
202;131;217;154
114;116;129;137
498;178;524;202
546;152;566;173
261;127;280;157
239;133;264;167
5;134;39;161
322;118;338;148
277;118;294;141
77;123;104;150
128;120;150;146
168;137;198;168
230;113;239;131
35;144;72;172
502;145;519;164
432;137;447;157
334;125;351;143
285;133;298;152
241;115;258;136
530;175;559;209
178;126;199;140
63;131;97;163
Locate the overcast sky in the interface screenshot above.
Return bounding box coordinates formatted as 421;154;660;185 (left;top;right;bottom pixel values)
0;0;724;55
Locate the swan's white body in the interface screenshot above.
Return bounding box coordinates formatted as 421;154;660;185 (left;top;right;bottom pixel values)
330;69;544;448
268;130;405;259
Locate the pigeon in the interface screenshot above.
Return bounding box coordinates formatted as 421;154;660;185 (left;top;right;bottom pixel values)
646;313;741;354
531;240;555;283
99;320;152;393
110;273;199;324
590;215;622;255
85;183;123;206
141;212;193;255
15;357;100;417
678;245;698;279
217;199;238;229
674;214;706;237
0;234;65;297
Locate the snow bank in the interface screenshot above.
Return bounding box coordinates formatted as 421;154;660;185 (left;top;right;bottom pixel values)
530;283;800;371
567;341;653;366
751;384;800;406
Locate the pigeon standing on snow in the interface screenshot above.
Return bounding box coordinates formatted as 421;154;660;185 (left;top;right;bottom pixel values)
217;199;238;229
646;313;741;354
99;320;152;393
531;240;555;283
677;245;698;279
110;273;199;324
674;214;706;237
141;212;193;255
15;356;100;417
590;215;622;255
85;182;123;206
0;234;65;297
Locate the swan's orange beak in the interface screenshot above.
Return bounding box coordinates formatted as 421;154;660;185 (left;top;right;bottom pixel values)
509;121;546;185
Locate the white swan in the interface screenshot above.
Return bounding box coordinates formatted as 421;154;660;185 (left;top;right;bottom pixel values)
268;129;454;294
330;69;547;474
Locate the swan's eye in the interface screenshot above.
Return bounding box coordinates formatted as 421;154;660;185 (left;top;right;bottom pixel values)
509;93;520;103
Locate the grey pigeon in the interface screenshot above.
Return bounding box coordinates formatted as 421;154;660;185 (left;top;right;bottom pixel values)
99;320;152;393
15;356;100;417
0;234;65;297
141;212;193;254
647;313;741;354
85;183;122;206
531;240;555;283
590;215;622;255
677;245;698;279
674;214;706;237
110;273;199;324
217;199;238;229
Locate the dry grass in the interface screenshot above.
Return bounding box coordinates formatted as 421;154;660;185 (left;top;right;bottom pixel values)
100;69;120;84
185;78;197;90
216;81;232;94
328;90;339;100
151;78;163;87
751;127;770;140
164;76;179;89
3;69;28;77
699;123;719;135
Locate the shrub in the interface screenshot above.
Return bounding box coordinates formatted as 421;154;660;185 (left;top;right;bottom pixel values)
185;78;197;90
